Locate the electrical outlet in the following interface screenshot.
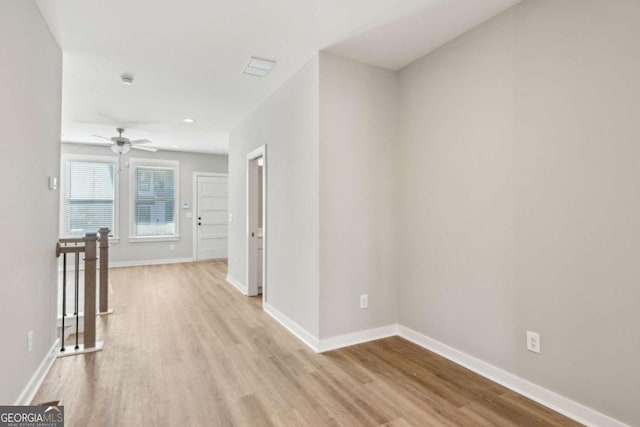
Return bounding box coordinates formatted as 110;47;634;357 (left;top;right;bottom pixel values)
169;244;175;250
360;294;368;309
527;331;541;354
27;331;33;353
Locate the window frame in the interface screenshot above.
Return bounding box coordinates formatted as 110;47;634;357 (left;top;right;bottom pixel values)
60;154;120;242
128;158;180;243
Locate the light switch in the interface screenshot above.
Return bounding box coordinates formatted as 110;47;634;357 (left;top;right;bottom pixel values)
49;176;57;191
229;213;233;222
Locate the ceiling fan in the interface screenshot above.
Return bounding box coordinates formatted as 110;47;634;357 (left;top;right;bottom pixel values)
92;128;158;154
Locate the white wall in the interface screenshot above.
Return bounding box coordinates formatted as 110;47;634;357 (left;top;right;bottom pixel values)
0;0;62;404
228;56;320;336
319;53;398;338
398;1;640;425
61;143;227;264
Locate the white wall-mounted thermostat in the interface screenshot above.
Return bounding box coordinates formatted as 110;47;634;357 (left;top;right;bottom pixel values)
181;201;190;209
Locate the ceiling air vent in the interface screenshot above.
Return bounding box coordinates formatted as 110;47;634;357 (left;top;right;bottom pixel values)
243;57;276;77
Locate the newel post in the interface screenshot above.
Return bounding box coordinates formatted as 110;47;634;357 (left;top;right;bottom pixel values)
98;227;110;314
83;232;98;349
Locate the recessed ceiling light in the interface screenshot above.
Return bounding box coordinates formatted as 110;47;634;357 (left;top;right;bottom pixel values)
243;57;276;77
183;118;195;123
171;145;179;148
120;74;134;85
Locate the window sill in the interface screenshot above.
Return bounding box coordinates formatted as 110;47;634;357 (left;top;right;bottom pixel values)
128;235;180;243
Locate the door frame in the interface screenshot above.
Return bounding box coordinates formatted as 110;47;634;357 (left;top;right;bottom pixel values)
246;145;267;301
192;171;229;261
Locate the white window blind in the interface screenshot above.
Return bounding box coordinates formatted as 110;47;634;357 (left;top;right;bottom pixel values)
133;166;176;237
64;160;116;237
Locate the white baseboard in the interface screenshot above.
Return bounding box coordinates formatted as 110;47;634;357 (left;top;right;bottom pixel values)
257;310;628;427
225;274;248;295
396;325;630;427
318;324;398;353
261;303;397;354
14;338;60;406
109;258;193;268
263;302;319;352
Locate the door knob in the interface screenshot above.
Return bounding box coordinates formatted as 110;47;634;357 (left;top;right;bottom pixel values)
198;216;201;220
198;222;202;226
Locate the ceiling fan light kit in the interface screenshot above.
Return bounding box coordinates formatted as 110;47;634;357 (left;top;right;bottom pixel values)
111;143;130;155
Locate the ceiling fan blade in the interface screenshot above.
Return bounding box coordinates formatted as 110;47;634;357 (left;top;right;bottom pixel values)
132;145;158;152
65;141;113;147
91;134;111;141
130;139;152;145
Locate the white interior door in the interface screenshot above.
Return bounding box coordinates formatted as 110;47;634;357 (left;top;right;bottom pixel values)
247;152;265;297
256;164;263;291
197;175;228;260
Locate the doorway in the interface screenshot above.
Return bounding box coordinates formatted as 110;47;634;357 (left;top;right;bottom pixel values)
194;173;228;260
247;146;266;300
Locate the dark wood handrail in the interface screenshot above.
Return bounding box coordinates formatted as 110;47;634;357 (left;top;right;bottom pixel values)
58;237;85;244
56;243;85;257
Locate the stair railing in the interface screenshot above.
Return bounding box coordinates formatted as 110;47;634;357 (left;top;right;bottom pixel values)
55;227;110;355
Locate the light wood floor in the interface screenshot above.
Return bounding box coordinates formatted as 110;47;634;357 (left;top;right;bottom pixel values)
33;260;581;426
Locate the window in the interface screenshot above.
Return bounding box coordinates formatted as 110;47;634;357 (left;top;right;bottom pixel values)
63;158;117;238
130;159;179;240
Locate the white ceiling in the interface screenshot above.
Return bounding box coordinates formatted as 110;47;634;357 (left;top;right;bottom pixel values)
325;0;521;71
35;0;520;154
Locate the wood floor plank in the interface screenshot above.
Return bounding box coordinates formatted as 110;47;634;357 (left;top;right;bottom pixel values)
33;260;582;426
